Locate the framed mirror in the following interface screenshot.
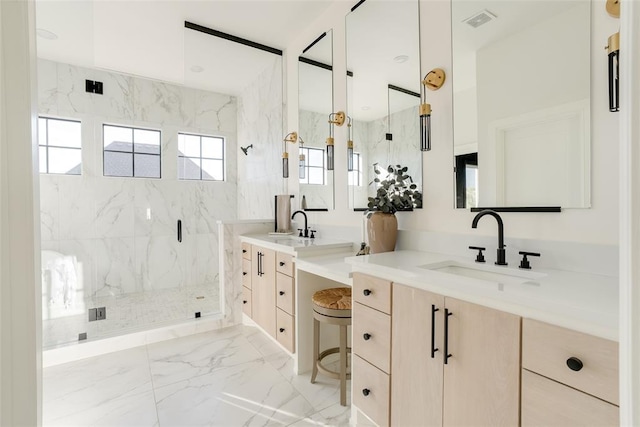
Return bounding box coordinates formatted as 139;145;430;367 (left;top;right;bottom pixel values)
452;0;591;209
298;31;334;211
346;0;422;210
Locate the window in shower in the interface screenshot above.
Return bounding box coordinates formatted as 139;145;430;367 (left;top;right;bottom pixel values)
103;124;161;178
38;117;82;175
299;147;325;185
177;133;225;181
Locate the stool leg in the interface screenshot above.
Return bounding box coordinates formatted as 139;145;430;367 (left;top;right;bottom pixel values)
310;317;319;384
339;324;347;406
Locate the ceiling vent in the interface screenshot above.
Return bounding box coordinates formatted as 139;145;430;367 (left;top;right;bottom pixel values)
463;9;497;28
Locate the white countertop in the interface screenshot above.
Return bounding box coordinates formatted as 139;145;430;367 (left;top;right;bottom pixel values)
296;252;355;286
240;234;353;256
346;250;619;341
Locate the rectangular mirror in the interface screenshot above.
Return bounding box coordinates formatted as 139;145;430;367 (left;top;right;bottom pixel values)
346;0;422;210
298;31;334;210
452;0;591;209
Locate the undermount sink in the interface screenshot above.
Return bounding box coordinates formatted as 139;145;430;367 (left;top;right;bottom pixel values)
420;260;546;286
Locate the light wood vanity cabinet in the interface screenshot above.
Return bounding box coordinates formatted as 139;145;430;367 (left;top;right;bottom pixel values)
352;273;392;427
521;319;619;426
245;243;295;353
251;245;276;338
392;283;520;427
241;243;252;317
352;274;520;427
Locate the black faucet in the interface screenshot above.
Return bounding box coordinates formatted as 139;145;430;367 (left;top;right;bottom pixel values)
291;210;308;238
471;209;507;266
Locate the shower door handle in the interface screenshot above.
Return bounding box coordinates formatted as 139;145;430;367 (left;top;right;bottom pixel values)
177;220;182;243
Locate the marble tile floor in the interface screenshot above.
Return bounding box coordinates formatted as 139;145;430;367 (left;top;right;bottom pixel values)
43;324;352;426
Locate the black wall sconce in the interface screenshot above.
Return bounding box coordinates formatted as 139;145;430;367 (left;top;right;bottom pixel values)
240;144;253;155
327;111;346;170
606;0;620;112
420;68;446;151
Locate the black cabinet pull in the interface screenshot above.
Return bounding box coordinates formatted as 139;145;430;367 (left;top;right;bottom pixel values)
363;289;372;296
177;219;182;243
243;272;247;276
279;261;285;267
566;357;584;371
444;308;453;365
363;333;371;341
279;291;285;296
279;328;285;333
362;388;371;397
243;300;247;304
257;252;263;277
242;249;247;253
431;304;440;358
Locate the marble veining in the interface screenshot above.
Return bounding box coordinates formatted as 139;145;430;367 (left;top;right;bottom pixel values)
44;325;351;426
38;58;242;346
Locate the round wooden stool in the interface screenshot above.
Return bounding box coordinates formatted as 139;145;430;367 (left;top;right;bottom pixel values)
310;287;352;406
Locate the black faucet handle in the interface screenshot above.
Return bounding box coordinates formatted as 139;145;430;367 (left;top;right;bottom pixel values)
469;246;486;263
298;228;303;237
518;251;540;269
310;229;316;239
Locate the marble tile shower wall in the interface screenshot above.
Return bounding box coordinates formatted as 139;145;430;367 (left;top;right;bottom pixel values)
38;59;238;344
298;109;334;209
237;57;284;219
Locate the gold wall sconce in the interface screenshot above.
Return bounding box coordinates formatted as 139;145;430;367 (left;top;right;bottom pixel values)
282;131;304;178
420;68;446;151
606;0;620;112
327;111;346;170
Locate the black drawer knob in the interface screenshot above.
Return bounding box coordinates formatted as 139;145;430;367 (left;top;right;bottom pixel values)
279;291;285;296
279;328;285;333
242;300;247;304
363;289;372;296
566;357;583;371
362;388;370;397
242;272;247;276
363;333;371;341
279;261;285;267
242;249;247;253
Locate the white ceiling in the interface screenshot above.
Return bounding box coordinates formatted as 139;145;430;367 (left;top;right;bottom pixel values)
35;0;336;94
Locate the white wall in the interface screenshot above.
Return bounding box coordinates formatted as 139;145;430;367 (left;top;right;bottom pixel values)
285;0;619;246
0;0;41;424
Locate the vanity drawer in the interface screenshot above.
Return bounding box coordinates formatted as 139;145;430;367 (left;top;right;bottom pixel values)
242;286;252;317
353;273;392;314
521;369;619;426
353;355;390;427
522;319;619;405
241;242;251;260
276;272;295;315
276;252;294;277
276;308;295;353
353;302;391;373
241;259;252;289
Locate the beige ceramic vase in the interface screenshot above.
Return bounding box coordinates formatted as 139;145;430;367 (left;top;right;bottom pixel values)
366;211;398;253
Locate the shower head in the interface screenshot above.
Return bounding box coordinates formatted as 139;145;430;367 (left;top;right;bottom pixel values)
241;144;253;155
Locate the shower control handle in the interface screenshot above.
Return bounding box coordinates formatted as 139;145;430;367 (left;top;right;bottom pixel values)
177;220;182;243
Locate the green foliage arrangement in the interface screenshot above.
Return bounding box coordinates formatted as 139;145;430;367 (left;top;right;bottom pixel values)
367;164;423;214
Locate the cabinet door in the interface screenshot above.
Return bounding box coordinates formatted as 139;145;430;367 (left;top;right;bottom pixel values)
391;284;445;427
251;246;276;337
442;297;520;427
521;369;619;427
